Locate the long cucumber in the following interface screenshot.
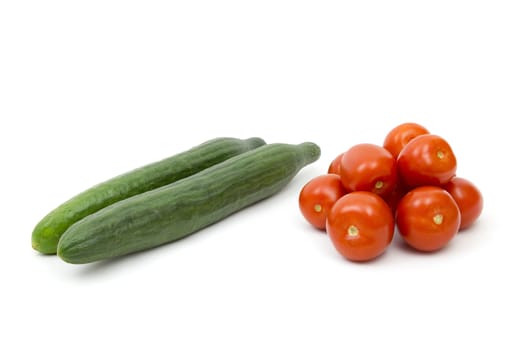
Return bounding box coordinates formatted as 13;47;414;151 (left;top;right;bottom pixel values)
32;137;266;254
57;142;321;263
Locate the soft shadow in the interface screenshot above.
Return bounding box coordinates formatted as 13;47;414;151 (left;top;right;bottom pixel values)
33;250;59;259
457;218;482;234
338;246;394;265
70;234;198;278
393;231;454;256
68;211;244;277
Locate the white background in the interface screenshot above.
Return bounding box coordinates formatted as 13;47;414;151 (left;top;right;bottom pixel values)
1;1;524;349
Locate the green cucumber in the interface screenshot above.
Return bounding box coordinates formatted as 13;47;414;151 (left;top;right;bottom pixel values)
32;137;266;254
57;142;321;264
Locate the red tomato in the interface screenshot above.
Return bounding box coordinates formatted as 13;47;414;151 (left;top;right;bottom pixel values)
397;134;457;188
299;174;347;230
328;152;344;175
327;192;394;261
339;143;397;197
396;186;460;252
444;177;483;230
384;184;408;214
383;122;430;159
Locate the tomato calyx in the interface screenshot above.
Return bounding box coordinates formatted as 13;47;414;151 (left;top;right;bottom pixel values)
347;225;359;237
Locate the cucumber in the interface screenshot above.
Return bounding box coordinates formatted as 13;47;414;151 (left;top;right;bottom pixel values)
57;142;321;264
32;137;266;254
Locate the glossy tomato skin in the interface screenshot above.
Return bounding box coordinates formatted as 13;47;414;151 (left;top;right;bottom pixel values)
397;134;457;188
396;186;460;252
339;143;397;197
383;122;430;159
299;174;347;230
444;177;483;230
384;183;408;214
327;191;394;261
328;152;344;175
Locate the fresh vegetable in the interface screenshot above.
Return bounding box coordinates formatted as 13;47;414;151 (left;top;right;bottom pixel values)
397;134;457;188
32;137;266;254
298;122;483;262
327;153;344;175
299;174;346;230
384;184;408;214
326;192;394;261
339;143;397;197
396;186;460;252
444;177;483;230
58;142;321;264
383;122;429;159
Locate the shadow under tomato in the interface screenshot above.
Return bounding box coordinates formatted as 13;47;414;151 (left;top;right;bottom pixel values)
457;218;482;234
330;243;394;264
392;231;456;256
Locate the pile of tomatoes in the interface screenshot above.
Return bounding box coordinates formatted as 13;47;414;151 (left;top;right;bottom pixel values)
299;122;483;262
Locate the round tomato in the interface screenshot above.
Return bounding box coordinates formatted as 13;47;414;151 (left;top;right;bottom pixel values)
327;192;394;261
328;152;344;175
339;143;397;197
383;122;430;159
397;134;457;188
396;186;460;252
384;184;408;214
299;174;347;230
444;177;483;230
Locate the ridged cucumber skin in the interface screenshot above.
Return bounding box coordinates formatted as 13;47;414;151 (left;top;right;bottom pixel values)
32;137;266;254
58;142;321;264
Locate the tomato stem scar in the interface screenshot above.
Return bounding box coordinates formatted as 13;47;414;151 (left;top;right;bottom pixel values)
433;214;443;225
347;225;359;237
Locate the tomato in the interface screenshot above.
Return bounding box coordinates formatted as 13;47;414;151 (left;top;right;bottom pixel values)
326;192;394;261
383;122;430;159
396;186;460;252
444;177;483;230
339;143;397;197
328;152;344;175
299;174;347;230
384;184;408;214
397;134;457;188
